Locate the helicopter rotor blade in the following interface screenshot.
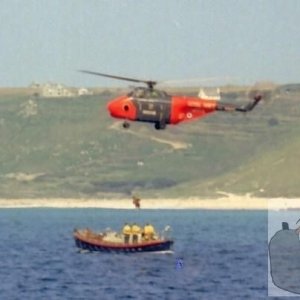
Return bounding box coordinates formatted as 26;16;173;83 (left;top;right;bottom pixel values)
79;70;157;89
158;77;233;87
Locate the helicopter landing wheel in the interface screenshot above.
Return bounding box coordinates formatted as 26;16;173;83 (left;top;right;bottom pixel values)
154;122;166;130
123;121;130;129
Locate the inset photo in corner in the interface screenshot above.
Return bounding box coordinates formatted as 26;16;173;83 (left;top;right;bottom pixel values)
268;199;300;297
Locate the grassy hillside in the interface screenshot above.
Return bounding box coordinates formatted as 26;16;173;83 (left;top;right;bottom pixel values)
161;131;300;198
0;86;299;198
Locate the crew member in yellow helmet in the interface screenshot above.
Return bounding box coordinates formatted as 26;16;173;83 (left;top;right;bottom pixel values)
143;223;156;241
132;223;142;243
122;223;131;244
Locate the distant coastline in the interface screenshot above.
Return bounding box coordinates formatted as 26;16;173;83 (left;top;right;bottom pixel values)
0;196;271;210
1;196;300;210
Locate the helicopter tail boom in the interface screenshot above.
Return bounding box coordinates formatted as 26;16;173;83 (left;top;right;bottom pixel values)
216;94;262;113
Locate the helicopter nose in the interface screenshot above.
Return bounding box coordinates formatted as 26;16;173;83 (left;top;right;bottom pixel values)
107;100;119;117
107;97;136;120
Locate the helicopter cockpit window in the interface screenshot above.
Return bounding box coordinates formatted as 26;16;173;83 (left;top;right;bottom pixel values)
136;89;146;98
148;89;169;99
128;88;169;99
128;88;146;98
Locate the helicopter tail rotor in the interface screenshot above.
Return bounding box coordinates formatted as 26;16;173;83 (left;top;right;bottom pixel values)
235;94;262;112
216;92;263;112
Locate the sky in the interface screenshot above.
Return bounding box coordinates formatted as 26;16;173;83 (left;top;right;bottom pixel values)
0;0;300;87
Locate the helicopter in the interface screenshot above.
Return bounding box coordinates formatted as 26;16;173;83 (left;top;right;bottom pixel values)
80;70;262;130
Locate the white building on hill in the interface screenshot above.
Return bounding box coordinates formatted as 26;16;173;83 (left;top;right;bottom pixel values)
78;87;93;96
30;82;92;98
198;88;221;101
41;83;74;98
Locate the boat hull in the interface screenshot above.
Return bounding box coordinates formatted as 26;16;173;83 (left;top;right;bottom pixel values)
74;230;174;253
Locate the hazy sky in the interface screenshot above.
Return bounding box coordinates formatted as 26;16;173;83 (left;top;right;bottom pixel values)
1;0;299;87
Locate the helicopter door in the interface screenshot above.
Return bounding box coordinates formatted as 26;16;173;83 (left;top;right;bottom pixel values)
139;101;157;122
158;102;171;124
136;98;171;124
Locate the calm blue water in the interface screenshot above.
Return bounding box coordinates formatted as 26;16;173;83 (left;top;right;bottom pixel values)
0;209;267;300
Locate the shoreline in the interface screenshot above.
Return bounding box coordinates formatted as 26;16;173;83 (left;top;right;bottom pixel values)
0;196;299;210
0;196;270;210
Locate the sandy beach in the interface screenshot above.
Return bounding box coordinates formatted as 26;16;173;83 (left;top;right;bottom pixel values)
0;194;299;210
0;195;272;210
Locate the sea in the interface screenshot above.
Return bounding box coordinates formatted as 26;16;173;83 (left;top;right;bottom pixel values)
0;209;268;300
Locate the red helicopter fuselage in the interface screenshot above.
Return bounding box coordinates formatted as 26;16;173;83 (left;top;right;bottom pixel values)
107;87;218;129
78;70;262;130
